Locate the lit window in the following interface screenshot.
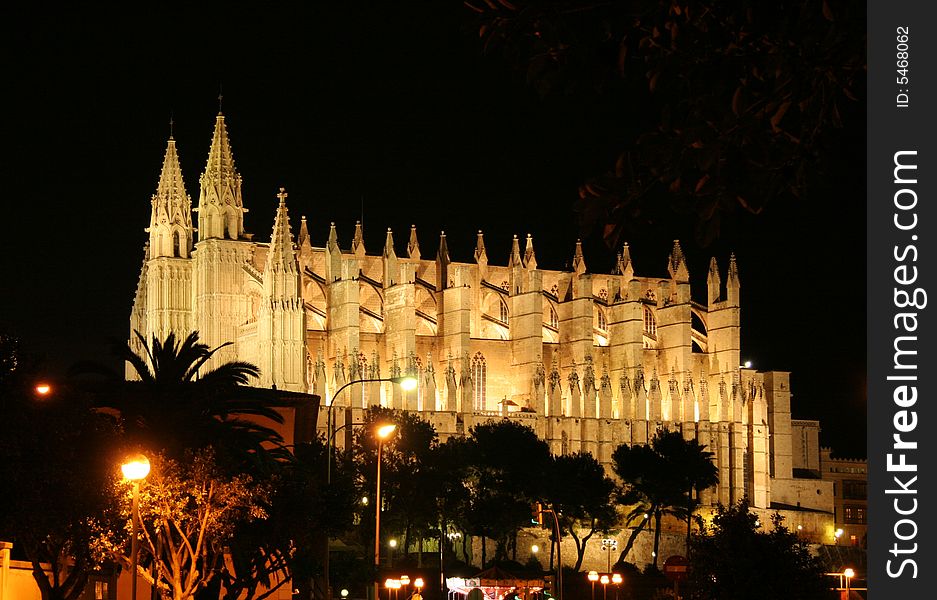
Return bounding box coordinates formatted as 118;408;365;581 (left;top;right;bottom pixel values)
844;505;866;524
643;307;657;336
471;352;487;411
596;307;607;331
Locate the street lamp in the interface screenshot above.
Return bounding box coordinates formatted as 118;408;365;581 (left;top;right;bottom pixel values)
413;578;424;600
611;573;622;600
587;571;599;600
601;538;618;572
325;377;413;600
374;423;398;600
844;568;855;596
599;575;609;600
389;539;398;569
121;454;150;600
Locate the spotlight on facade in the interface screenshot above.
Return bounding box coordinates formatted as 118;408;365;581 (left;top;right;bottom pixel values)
531;544;539;554
743;360;752;368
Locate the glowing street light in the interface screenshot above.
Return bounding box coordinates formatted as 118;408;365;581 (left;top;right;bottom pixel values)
588;571;599;600
325;376;412;600
531;544;539;554
374;423;398;600
121;454;150;600
34;383;51;396
611;573;622;600
413;578;424;600
599;574;610;600
844;568;855;596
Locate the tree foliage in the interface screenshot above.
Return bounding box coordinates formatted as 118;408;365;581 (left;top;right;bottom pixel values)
687;499;827;600
0;374;121;600
466;0;865;246
543;452;617;571
98;449;270;600
612;430;717;568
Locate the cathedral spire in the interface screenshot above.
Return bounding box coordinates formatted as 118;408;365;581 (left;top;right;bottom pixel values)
383;228;396;258
667;240;689;281
327;222;339;252
474;230;487;263
298;216;310;248
707;257;721;305
408;225;421;260
509;234;522;268
264;188;299;295
617;242;634;279
524;234;537;270
352;220;366;258
197;112;246;241
148;136;193;258
436;231;450;291
572;239;586;275
727;252;740;306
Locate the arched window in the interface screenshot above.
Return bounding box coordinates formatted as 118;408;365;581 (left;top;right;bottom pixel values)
596;307;607;331
471;352;487;411
643;307;657;337
172;231;181;257
549;306;559;329
499;300;509;324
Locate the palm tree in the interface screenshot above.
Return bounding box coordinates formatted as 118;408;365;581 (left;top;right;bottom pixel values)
652;431;719;556
74;330;287;465
611;430;718;569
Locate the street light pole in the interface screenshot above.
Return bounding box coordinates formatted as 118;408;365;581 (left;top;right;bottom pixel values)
325;378;414;600
121;455;150;600
373;424;397;600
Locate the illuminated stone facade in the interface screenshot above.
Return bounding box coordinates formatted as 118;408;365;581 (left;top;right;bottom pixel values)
129;112;832;523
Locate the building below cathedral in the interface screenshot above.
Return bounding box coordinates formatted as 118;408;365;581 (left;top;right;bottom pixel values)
129;111;837;545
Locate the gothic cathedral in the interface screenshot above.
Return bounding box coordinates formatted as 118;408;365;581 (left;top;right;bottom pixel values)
129;112;831;527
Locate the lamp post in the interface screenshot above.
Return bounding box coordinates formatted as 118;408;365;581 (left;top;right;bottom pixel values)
374;423;398;600
389;539;398;569
121;455;150;600
326;377;414;600
611;573;622;600
413;577;424;600
601;538;618;573
587;571;599;600
844;567;855;597
599;575;609;600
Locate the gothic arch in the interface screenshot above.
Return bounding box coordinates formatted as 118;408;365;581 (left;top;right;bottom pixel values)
303;280;327;330
415;285;437;336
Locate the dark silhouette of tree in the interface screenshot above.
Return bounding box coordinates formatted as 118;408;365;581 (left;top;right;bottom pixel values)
466;420;551;564
543;452;618;571
612;430;716;568
688;499;827;600
0;343;122;600
651;431;719;555
465;0;865;246
74;331;288;466
353;406;440;564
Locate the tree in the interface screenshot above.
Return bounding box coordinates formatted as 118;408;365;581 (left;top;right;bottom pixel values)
74;331;288;467
687;499;827;600
353;407;439;564
543;452;617;571
0;337;123;600
651;431;718;556
466;420;551;564
100;449;271;600
0;376;121;600
466;0;865;246
612;430;716;569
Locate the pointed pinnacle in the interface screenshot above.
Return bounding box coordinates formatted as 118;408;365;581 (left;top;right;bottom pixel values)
408;224;420;260
474;230;487;263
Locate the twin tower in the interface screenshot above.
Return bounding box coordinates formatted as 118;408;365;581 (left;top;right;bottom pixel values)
130;111;812;515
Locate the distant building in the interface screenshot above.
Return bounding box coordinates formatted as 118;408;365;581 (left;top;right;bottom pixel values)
128;110;833;543
820;448;868;547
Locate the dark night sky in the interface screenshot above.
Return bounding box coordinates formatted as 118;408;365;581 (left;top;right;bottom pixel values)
2;4;866;456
